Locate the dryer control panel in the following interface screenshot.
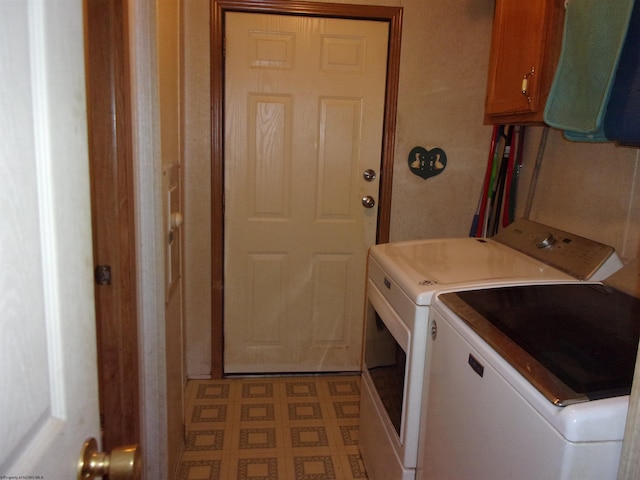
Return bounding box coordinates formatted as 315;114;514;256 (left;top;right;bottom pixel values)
493;219;623;281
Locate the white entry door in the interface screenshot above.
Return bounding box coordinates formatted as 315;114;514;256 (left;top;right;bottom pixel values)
224;12;388;373
1;1;102;477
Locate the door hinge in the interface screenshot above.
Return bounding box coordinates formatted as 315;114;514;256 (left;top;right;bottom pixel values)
95;265;112;286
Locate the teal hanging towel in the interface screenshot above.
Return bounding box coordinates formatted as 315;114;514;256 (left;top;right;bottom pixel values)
544;0;634;141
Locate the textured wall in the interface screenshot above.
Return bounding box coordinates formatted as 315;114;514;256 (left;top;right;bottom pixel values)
183;0;213;378
514;127;640;262
156;0;184;476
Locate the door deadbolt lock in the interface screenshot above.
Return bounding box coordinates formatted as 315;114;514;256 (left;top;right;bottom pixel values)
363;169;377;182
78;437;142;480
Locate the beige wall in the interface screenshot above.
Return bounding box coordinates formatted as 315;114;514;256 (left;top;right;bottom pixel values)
157;0;184;476
387;0;496;240
182;0;640;377
183;0;212;378
514;127;640;262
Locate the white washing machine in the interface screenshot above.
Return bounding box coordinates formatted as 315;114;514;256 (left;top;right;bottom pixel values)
359;219;623;480
419;281;640;480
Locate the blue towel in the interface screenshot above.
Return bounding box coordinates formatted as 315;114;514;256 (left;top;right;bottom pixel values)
604;0;640;145
544;0;634;141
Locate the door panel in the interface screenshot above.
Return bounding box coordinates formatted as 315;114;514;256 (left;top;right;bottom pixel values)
224;12;388;373
248;95;292;218
318;98;362;217
1;1;101;476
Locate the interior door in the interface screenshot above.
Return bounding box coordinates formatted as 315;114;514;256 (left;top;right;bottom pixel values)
224;12;389;373
1;1;102;477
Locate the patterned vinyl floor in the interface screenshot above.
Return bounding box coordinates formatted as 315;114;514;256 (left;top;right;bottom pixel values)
177;375;368;480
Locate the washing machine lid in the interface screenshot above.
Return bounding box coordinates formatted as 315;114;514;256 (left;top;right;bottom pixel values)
440;283;640;406
370;238;573;305
369;219;622;306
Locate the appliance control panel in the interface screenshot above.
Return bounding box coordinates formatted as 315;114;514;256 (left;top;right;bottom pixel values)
493;219;623;281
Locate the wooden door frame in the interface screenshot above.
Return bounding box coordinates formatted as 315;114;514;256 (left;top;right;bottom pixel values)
85;0;140;449
210;0;402;378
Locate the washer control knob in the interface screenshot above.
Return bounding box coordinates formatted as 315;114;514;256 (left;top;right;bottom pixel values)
534;232;555;249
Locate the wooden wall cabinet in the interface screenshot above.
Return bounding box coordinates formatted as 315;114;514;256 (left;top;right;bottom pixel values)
484;0;565;124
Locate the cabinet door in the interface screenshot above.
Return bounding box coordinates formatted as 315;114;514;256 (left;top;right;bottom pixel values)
486;0;548;117
485;0;564;124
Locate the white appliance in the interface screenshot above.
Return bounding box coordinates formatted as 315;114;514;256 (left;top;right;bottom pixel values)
359;219;623;480
418;282;640;480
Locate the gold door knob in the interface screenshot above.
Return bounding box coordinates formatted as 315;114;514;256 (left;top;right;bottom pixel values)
78;437;142;480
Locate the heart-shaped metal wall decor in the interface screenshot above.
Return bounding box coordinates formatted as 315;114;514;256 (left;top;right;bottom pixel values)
408;146;447;179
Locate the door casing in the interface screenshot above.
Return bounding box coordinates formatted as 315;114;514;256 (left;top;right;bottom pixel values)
85;0;140;450
210;0;403;378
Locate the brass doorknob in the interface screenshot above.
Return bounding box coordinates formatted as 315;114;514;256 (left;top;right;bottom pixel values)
78;437;142;480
